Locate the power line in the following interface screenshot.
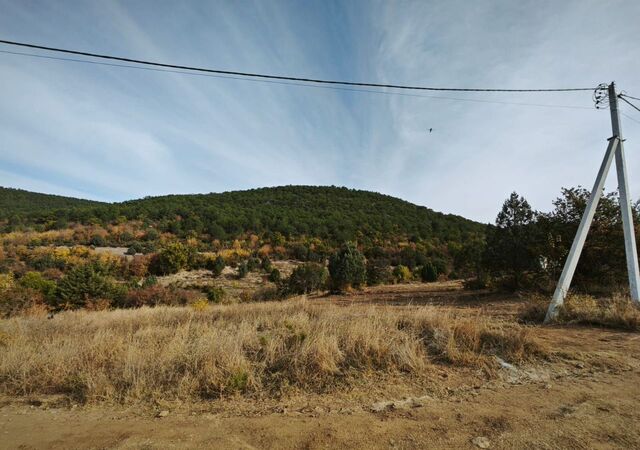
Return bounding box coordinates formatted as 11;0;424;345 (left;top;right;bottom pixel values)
619;95;640;113
0;39;597;93
620;93;640;101
0;49;596;111
622;112;640;125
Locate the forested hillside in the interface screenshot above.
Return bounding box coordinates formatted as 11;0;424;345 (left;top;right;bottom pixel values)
0;187;104;218
1;185;484;243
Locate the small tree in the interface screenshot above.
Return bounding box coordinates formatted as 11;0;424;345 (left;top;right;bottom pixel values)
149;242;191;275
366;259;390;286
56;264;116;309
206;255;226;277
269;268;281;283
392;265;412;283
484;192;538;289
237;262;248;279
285;263;328;294
261;256;273;272
328;242;366;292
420;262;438;282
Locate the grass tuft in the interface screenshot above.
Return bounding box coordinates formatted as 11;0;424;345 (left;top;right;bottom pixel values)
521;293;640;331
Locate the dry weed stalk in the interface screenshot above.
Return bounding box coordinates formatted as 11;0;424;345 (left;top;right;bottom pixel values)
0;300;545;404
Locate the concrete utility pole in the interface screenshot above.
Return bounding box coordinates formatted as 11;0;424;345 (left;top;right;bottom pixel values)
545;82;640;324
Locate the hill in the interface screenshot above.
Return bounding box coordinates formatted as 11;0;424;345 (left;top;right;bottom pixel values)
0;186;105;219
0;185;484;243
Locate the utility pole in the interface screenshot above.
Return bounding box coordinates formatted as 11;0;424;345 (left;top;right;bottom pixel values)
545;82;640;323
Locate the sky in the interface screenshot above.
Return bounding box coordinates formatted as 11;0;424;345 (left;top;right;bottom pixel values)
1;0;639;223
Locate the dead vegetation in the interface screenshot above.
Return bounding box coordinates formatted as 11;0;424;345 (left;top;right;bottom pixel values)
0;299;545;405
521;293;640;331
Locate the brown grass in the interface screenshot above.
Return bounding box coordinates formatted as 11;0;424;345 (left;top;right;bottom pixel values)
521;293;640;331
0;299;545;405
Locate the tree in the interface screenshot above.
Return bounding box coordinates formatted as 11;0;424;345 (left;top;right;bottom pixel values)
237;262;248;279
392;265;412;283
484;192;538;288
56;264;117;309
328;242;366;292
420;262;438;282
536;187;634;290
366;258;390;286
206;255;226;277
149;242;192;275
285;263;328;294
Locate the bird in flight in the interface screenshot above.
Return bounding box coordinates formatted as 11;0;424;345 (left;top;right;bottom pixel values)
429;128;433;133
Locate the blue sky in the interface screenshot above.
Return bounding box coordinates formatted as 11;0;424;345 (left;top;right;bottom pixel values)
1;0;639;222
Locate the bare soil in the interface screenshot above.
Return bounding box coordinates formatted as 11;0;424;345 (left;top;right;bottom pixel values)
2;283;639;449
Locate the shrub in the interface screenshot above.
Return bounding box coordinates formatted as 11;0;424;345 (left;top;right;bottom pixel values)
148;242;192;275
237;262;248;279
117;285;199;308
126;243;143;255
0;286;48;318
392;265;412;283
268;268;281;283
420;262;438;282
366;259;391;286
246;257;261;272
18;271;57;303
190;298;209;312
328;242;366;292
56;264;118;309
285;263;328;295
89;235;106;247
463;274;490;290
261;256;273;272
204;286;226;303
205;255;226;277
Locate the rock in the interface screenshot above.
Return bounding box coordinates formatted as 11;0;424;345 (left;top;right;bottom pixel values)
156;410;170;418
472;436;491;448
371;395;431;412
371;401;394;412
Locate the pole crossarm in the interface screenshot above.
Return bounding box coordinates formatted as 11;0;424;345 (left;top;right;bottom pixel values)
545;82;640;324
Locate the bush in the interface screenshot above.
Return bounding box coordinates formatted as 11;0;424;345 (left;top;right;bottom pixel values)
366;259;391;286
420;263;438;282
117;285;199;308
56;264;119;309
148;242;192;275
261;256;273;272
463;274;490;290
0;286;48;318
285;263;328;295
18;271;57;303
268;268;281;283
392;265;412;283
246;257;261;272
204;286;226;303
328;242;366;292
126;243;143;255
206;255;226;277
90;235;106;247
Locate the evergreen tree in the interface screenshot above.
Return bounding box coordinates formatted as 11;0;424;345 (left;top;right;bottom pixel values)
328;242;366;292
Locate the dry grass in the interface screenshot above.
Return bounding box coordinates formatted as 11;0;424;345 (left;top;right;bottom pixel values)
0;299;545;405
521;293;640;331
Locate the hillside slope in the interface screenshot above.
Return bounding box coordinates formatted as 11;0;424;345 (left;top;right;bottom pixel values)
0;186;105;219
0;185;484;242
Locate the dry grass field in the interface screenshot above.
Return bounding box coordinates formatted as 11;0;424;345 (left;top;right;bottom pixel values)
1;282;640;449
